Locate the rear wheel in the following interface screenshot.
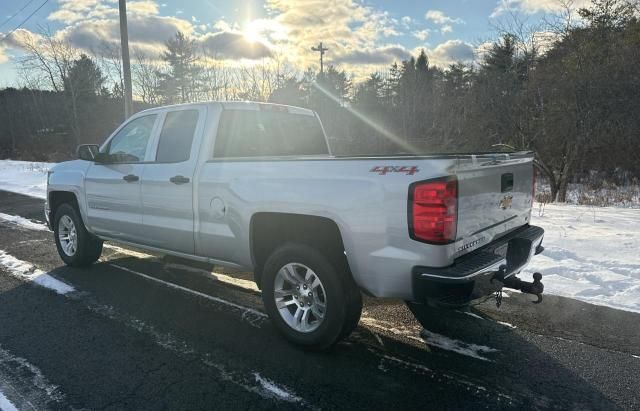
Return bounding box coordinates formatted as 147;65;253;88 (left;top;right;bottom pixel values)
53;203;103;267
262;244;362;350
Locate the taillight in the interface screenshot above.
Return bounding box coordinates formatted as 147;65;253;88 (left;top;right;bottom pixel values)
409;177;458;244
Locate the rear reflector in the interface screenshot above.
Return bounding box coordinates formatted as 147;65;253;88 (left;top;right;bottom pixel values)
409;177;458;244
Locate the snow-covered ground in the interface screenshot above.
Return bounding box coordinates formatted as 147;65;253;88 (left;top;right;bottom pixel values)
529;203;640;313
0;160;52;199
0;159;638;313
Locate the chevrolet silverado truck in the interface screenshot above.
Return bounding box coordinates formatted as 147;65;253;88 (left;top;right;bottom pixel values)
45;101;545;350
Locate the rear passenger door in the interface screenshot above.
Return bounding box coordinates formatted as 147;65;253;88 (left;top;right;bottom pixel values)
139;107;205;254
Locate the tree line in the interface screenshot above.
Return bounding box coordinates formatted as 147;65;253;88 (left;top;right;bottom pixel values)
0;0;638;202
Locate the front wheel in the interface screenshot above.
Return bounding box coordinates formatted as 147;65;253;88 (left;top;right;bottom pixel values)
261;244;362;350
53;203;103;267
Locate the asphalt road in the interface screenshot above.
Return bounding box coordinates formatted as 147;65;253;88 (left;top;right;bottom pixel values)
0;190;638;410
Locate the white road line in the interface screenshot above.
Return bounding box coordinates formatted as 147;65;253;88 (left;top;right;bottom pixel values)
0;250;74;295
163;263;260;292
109;263;267;318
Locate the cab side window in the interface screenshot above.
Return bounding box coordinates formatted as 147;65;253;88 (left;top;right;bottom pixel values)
214;109;329;158
107;115;157;162
155;110;199;163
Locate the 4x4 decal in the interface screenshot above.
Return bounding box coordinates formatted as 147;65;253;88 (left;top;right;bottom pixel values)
370;166;420;175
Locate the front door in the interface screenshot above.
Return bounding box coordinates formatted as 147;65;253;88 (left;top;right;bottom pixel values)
139;107;205;254
85;114;159;243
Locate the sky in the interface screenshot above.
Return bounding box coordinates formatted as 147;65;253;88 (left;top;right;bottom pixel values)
0;0;589;86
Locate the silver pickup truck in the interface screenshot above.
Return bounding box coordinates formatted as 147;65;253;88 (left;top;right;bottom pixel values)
46;101;545;349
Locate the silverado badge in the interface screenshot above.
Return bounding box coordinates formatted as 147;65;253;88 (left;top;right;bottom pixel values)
499;195;513;210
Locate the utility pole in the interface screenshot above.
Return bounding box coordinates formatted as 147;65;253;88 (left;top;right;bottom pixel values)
311;42;328;75
118;0;133;119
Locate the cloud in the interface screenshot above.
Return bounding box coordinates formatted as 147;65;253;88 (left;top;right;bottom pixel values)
428;39;475;66
413;30;430;41
56;14;193;56
425;10;465;25
334;45;411;65
265;0;405;69
441;25;453;34
491;0;590;17
0;28;40;50
199;32;272;60
39;0;271;61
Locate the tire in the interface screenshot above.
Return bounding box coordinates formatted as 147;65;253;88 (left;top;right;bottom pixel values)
261;243;362;350
53;203;103;267
338;266;363;340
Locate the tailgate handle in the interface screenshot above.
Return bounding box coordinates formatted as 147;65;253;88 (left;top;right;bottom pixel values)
501;173;514;192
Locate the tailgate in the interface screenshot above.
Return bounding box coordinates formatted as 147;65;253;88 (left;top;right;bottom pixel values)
454;153;534;257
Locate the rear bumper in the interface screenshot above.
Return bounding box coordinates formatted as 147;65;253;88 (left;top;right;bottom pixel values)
412;225;544;307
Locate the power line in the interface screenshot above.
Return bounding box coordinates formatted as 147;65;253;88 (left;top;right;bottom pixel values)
1;0;50;42
0;0;38;31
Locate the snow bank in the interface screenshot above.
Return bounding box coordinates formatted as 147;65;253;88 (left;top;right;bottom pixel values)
0;390;18;411
529;204;640;313
0;212;49;231
0;160;53;199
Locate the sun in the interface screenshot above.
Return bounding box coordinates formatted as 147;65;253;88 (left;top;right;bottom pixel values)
242;19;287;45
243;20;265;44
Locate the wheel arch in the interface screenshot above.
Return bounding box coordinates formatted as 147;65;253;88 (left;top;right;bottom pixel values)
49;190;87;227
249;212;353;289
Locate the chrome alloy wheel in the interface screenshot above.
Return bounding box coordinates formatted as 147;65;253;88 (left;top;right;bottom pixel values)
274;263;327;333
58;215;78;257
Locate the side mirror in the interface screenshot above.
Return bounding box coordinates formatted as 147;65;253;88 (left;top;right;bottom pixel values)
76;144;100;161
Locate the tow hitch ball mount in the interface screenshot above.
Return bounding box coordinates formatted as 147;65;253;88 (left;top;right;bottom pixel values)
493;266;544;307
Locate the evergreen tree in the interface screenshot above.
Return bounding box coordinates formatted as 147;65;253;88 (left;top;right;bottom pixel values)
157;31;202;104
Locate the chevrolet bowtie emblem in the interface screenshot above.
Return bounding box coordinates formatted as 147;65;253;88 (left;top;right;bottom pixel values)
499;195;513;210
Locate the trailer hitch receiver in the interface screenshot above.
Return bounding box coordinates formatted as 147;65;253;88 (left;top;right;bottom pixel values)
501;271;544;303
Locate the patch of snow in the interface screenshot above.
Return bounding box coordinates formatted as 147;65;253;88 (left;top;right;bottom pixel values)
378;353;433;373
0;212;49;232
0;160;53;199
496;321;517;329
0;250;74;295
530;203;640;313
359;317;426;345
460;311;484;320
420;329;498;362
253;373;303;403
0;344;66;407
0;391;18;411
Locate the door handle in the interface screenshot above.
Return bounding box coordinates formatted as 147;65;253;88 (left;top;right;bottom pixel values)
169;175;190;184
123;174;139;182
